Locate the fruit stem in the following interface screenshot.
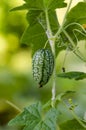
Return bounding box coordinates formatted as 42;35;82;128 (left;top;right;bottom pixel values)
43;40;48;49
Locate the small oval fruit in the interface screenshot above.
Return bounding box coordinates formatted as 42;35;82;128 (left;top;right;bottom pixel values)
32;49;54;87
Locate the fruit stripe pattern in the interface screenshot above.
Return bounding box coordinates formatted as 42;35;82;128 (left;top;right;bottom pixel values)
32;49;54;87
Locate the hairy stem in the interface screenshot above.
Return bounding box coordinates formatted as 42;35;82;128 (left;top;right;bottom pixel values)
45;9;56;107
51;38;56;107
49;0;73;106
45;9;53;47
45;0;73;107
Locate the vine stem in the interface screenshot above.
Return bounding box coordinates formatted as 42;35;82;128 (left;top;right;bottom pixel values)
45;9;56;107
70;110;86;128
55;0;86;63
51;40;56;107
55;0;73;39
63;28;86;62
62;100;86;128
6;100;22;113
45;0;73;107
45;9;53;47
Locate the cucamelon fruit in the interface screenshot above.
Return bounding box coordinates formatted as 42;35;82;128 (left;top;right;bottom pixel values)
32;49;54;87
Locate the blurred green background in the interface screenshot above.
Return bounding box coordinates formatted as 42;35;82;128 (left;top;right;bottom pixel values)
0;0;86;130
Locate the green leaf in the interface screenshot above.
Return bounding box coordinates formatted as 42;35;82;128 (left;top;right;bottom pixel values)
11;0;44;11
66;2;86;24
60;119;86;130
26;10;60;29
63;2;86;43
11;0;67;11
21;10;62;55
8;102;42;127
43;0;67;10
38;10;60;33
48;10;60;34
21;23;48;55
21;10;61;55
10;0;67;55
26;10;42;26
10;4;28;11
9;102;58;130
23;0;45;10
57;71;86;80
42;108;58;130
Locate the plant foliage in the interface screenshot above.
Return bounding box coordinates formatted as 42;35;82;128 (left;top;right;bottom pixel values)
60;119;86;130
57;71;86;80
8;0;86;130
9;102;58;130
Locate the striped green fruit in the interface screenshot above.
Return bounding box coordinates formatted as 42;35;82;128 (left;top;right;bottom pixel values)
32;49;54;87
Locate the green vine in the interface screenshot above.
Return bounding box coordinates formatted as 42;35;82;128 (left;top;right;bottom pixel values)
45;9;56;107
